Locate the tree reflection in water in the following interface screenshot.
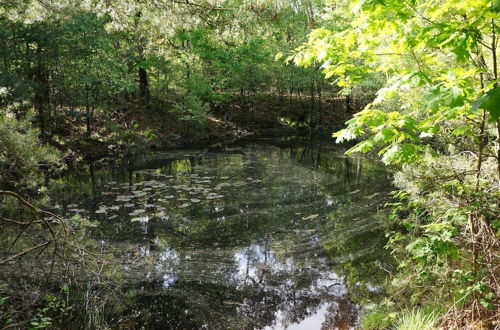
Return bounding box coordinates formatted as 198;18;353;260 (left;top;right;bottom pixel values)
52;139;393;329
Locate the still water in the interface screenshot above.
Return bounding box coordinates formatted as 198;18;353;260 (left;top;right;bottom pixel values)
53;138;393;329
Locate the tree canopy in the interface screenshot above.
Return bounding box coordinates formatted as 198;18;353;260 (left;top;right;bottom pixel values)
0;0;499;328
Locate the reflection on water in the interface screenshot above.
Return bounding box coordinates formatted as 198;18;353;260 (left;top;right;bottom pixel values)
52;139;393;329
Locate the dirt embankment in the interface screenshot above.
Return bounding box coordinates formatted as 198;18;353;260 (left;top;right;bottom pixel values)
54;94;355;161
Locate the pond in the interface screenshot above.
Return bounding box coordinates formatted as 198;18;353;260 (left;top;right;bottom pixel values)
52;137;393;329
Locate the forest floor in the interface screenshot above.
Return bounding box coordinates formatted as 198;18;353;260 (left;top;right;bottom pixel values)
56;94;352;161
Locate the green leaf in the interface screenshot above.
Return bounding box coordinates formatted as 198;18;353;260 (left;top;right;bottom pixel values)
374;127;396;143
423;85;465;112
347;139;375;154
403;72;431;88
333;124;363;142
452;125;473;137
471;87;500;121
380;143;423;164
451;34;470;62
493;0;500;12
480;298;494;310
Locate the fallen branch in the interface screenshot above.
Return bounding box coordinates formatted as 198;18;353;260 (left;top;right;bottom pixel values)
0;190;69;272
0;242;51;265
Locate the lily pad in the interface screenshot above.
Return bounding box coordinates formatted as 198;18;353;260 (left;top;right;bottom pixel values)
68;208;85;213
95;208;107;214
302;214;319;220
129;209;146;216
131;216;149;223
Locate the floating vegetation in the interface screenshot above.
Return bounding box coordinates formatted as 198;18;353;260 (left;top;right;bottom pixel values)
131;216;149;223
53;145;394;330
68;208;85;213
302;214;319;220
65;166;268;223
95;207;107;214
129;209;146;217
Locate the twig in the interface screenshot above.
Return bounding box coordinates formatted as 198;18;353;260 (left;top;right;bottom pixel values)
0;242;51;265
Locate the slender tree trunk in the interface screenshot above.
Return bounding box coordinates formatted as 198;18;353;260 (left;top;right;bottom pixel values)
305;1;315;29
136;11;150;100
318;86;322;127
185;62;191;80
34;45;49;138
491;17;500;184
85;88;91;137
310;81;315;128
331;86;335;117
139;65;150;99
345;94;352;114
497;121;500;185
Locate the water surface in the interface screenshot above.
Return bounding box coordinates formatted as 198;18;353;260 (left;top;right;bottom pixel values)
53;139;392;329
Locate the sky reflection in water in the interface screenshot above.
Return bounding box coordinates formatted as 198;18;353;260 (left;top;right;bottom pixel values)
54;140;392;329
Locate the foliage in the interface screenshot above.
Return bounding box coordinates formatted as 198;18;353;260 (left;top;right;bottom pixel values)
1;0;329;144
293;0;500;327
394;308;439;330
4;0;498;327
171;93;211;126
0;111;62;190
0;1;331;327
0;108;124;329
362;309;394;330
29;286;70;329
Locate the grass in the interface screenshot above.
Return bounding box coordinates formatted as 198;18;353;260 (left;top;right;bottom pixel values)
394;308;439;330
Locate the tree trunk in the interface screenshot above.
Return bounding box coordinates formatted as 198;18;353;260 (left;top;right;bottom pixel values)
136;11;150;100
318;86;322;127
310;81;315;128
34;45;49;138
86;90;91;137
345;94;352;114
139;65;150;99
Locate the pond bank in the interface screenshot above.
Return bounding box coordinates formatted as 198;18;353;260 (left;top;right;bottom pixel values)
57;95;355;162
